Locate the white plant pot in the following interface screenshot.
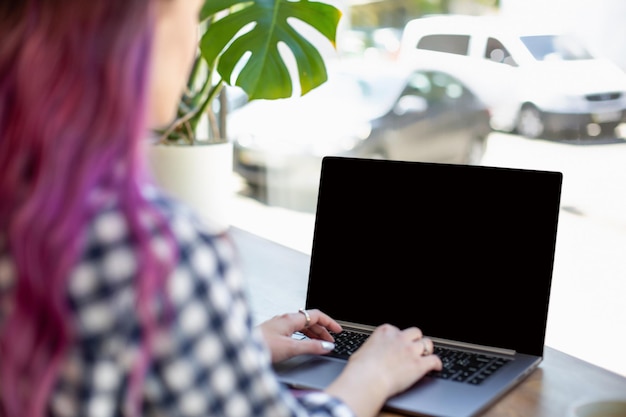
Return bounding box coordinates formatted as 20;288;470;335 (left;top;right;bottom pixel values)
148;142;234;233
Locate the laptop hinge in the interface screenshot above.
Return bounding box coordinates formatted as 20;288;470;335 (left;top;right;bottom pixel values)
337;321;377;333
336;323;516;356
431;337;516;356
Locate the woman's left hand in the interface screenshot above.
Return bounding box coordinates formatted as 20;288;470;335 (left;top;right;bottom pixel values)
257;308;342;363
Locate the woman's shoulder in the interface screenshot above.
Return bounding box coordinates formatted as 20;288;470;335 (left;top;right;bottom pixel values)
82;186;213;248
143;185;240;280
87;185;230;246
146;187;237;264
68;185;241;335
77;184;239;294
143;185;229;239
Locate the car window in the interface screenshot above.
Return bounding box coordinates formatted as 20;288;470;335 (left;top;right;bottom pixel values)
348;72;411;119
485;37;518;66
520;34;594;61
401;71;471;112
416;34;470;55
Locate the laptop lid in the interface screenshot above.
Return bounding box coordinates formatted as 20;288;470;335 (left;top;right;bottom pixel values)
306;156;562;358
275;156;563;417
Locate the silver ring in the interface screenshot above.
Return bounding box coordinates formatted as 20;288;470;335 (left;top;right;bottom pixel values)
298;308;311;328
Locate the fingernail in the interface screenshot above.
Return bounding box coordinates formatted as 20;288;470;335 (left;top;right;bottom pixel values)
321;341;335;351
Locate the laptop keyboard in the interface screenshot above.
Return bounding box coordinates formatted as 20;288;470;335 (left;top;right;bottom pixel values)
327;330;510;385
328;330;370;358
428;346;510;384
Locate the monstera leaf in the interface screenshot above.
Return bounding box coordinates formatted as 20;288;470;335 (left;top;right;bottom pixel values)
157;0;341;144
200;0;342;100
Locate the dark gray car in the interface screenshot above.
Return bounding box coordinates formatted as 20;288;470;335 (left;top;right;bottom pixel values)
230;61;492;210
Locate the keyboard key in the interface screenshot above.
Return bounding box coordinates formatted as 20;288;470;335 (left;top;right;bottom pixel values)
428;346;510;384
328;330;369;358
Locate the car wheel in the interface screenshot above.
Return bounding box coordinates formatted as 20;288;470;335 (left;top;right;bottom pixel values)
599;122;620;137
516;104;545;139
464;137;486;165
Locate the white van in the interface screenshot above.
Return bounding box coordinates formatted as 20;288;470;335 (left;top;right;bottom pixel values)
397;15;626;138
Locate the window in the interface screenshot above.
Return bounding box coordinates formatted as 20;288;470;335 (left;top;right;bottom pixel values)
416;34;470;55
485;37;517;66
521;34;593;61
229;2;626;378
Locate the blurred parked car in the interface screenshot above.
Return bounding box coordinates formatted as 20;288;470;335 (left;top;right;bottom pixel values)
398;15;626;138
229;61;491;210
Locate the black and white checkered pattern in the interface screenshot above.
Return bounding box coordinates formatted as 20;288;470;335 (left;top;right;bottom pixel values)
1;187;355;417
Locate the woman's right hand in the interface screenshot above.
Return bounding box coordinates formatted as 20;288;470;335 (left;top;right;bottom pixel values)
325;324;442;417
350;324;442;396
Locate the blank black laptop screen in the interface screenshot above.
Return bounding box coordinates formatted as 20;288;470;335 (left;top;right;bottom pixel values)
305;157;562;357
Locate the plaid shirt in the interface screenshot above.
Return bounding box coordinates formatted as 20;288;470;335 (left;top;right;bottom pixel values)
0;187;354;417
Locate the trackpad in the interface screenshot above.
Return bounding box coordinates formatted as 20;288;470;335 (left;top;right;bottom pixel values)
275;356;346;390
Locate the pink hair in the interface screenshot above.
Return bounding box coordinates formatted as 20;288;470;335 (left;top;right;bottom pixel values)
0;1;176;416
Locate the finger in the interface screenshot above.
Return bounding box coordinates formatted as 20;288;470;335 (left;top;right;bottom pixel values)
299;309;343;334
401;326;424;341
279;310;312;334
272;312;311;335
422;352;443;371
309;309;343;333
290;337;336;357
419;337;435;356
297;308;312;329
301;323;335;342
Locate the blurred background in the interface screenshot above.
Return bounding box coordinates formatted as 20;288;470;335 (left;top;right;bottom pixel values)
219;0;626;377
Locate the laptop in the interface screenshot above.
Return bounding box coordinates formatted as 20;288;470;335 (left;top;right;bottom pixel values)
274;156;563;417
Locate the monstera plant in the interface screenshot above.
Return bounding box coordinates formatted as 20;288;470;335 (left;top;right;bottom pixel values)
156;0;343;144
149;0;342;232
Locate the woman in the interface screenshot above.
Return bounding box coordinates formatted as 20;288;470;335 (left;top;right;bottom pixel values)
0;1;442;416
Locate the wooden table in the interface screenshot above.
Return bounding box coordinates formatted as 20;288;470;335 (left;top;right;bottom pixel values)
230;227;626;416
